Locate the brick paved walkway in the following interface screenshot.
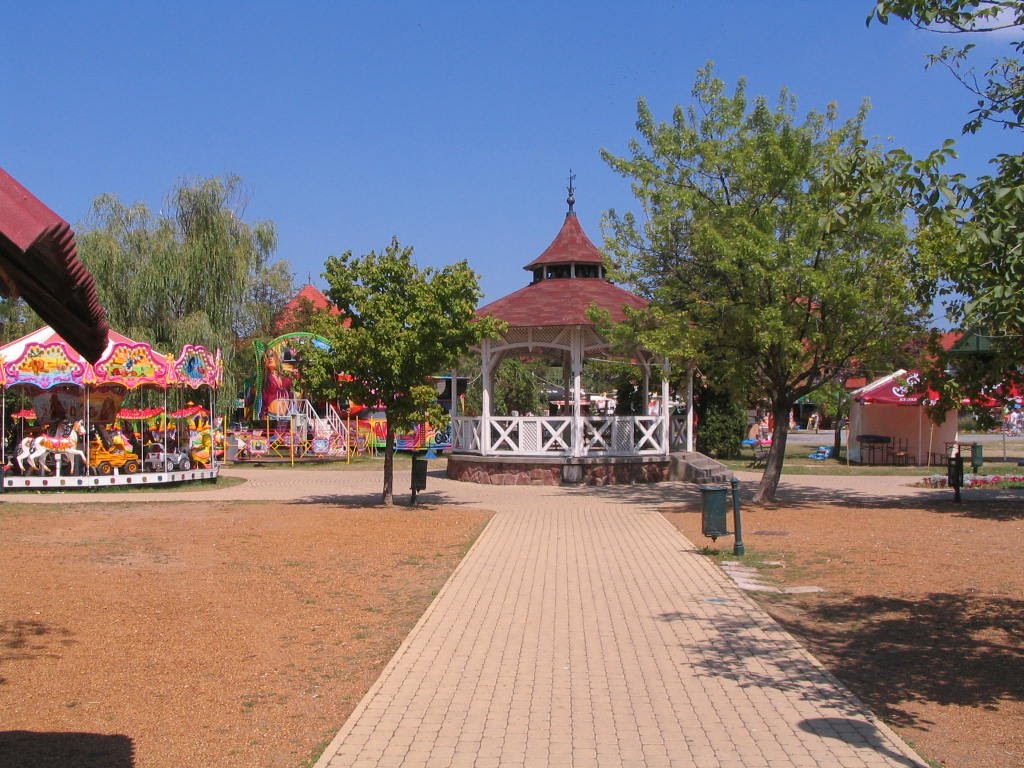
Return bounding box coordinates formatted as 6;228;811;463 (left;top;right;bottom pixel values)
307;471;927;768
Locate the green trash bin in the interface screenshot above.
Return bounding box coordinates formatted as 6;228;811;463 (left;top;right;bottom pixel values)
411;455;428;503
699;485;729;541
970;442;983;473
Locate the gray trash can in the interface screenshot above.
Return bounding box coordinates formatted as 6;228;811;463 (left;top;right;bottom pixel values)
699;485;729;541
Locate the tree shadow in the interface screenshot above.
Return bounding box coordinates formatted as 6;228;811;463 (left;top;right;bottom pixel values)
798;718;923;768
653;477;1024;521
0;731;134;768
770;592;1024;728
654;608;877;716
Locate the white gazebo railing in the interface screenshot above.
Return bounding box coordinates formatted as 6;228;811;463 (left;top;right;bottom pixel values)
452;414;669;457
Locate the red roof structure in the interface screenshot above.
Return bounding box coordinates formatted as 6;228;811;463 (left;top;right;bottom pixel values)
477;276;647;327
0;166;108;362
477;196;647;327
524;208;604;271
273;283;345;333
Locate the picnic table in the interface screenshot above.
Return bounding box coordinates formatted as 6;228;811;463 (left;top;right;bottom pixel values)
857;434;891;465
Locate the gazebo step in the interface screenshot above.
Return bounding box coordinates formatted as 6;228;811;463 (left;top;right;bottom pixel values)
669;452;732;484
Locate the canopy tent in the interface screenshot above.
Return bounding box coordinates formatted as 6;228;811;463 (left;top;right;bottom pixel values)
848;369;958;465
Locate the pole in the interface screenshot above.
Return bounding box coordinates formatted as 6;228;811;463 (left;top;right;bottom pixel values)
730;476;744;556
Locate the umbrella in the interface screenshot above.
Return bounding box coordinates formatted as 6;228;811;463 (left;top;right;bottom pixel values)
117;406;165;420
168;405;208;419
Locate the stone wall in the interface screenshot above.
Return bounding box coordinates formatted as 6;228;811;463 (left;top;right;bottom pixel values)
446;456;670;486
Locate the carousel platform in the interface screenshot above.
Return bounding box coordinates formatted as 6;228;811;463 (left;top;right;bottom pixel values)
3;466;219;491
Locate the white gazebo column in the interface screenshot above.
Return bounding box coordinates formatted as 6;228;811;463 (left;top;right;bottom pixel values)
661;357;671;454
449;368;458;420
480;339;493;456
571;327;583;458
641;360;651;416
686;359;695;452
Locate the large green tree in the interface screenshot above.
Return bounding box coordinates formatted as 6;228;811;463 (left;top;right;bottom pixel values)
300;237;503;505
77;175;290;397
602;66;929;501
870;2;1024;389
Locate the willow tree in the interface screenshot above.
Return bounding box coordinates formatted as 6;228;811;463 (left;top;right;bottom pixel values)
77;175;290;396
300;237;503;506
602;65;930;502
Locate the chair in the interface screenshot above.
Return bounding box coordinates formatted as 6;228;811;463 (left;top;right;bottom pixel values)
888;437;910;466
749;441;769;468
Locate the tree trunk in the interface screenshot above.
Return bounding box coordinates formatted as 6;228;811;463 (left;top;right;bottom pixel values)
753;403;792;503
382;428;395;506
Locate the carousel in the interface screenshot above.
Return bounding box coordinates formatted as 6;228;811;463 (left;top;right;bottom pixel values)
0;326;222;491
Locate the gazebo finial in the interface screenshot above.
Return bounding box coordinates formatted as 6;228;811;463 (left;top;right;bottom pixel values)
566;169;576;214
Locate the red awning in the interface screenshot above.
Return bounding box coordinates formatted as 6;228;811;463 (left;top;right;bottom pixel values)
0;166;108;362
854;370;940;406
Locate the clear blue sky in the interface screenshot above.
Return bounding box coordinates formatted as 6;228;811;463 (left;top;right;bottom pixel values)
2;2;1014;307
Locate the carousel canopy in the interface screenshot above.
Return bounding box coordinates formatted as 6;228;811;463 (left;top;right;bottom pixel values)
0;326;221;390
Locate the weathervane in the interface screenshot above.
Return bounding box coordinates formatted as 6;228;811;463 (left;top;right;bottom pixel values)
566;169;576;213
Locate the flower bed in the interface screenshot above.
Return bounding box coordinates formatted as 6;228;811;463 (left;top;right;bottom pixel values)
920;473;1024;488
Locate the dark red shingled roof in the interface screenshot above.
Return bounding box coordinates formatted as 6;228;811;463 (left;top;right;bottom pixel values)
524;212;604;270
273;283;347;333
477;278;648;327
0;166;108;362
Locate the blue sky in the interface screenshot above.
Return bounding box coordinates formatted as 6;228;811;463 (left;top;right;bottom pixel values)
2;2;1015;307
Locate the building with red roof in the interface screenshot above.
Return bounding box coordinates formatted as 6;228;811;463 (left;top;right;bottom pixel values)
273;283;345;334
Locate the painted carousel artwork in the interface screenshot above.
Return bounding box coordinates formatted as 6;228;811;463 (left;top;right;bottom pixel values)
0;326;223;490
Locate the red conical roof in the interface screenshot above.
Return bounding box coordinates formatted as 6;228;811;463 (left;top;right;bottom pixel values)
478;205;647;327
273;284;345;333
524;212;604;270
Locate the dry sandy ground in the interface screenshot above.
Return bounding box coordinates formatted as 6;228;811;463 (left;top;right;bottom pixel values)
0;499;489;768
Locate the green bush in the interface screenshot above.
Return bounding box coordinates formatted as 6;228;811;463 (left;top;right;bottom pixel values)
696;390;746;459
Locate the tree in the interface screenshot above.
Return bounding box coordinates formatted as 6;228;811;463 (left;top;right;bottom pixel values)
77;175;289;398
869;2;1024;388
0;297;41;345
300;237;503;506
602;65;930;501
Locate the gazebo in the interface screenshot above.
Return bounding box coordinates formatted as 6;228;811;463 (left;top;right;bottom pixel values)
446;185;694;485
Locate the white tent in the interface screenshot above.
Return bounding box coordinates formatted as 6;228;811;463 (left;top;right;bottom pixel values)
848;370;958;465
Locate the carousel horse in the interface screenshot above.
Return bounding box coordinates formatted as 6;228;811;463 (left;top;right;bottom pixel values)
17;420;88;474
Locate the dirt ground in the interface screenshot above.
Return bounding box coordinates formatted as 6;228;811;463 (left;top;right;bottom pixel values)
0;499;490;768
665;491;1024;768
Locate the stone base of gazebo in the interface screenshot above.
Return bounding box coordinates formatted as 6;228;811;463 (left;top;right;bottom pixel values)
446;454;671;486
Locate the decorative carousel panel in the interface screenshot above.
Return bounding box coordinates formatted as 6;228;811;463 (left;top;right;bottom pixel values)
5;342;87;389
93;342;171;388
174;345;219;389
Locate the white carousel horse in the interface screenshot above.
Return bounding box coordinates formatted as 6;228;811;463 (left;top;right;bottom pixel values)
17;420;88;474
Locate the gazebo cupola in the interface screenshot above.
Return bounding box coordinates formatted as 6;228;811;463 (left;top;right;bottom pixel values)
524;184;605;283
446;177;694;485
